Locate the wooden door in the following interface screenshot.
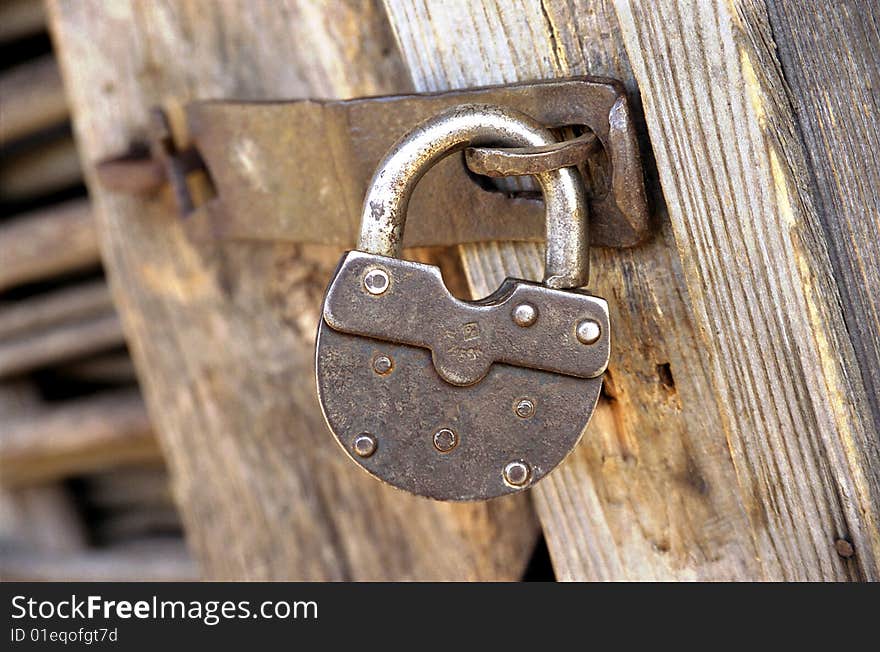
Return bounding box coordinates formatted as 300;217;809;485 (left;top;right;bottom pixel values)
47;0;879;581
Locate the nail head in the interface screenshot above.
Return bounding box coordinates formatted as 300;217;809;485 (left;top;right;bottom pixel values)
503;460;531;487
433;428;458;453
576;318;601;345
372;354;393;375
511;302;538;327
353;433;377;457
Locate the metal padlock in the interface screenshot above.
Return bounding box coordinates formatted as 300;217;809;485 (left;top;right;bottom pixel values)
315;104;609;501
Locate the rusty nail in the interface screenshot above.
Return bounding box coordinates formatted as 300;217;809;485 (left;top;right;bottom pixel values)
95;154;167;195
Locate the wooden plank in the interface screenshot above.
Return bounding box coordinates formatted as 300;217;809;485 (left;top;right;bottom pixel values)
84;465;175;511
0;55;68;146
383;0;879;580
48;0;538;581
0;388;159;486
0;484;89;553
610;0;880;579
0;200;99;291
0;134;81;200
0;310;124;378
0;280;113;339
384;0;756;581
764;1;880;439
0;382;89;552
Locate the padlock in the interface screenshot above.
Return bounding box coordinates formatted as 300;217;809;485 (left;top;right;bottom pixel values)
315;104;610;501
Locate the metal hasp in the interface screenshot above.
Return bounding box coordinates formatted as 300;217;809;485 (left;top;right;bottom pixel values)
96;77;650;249
316;105;610;501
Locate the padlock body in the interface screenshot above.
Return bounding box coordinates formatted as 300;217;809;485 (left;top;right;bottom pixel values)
315;251;609;501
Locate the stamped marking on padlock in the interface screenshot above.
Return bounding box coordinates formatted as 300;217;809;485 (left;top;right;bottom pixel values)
323;251;609;387
316;103;610;501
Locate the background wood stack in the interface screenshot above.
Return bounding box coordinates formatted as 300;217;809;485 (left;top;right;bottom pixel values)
0;1;196;581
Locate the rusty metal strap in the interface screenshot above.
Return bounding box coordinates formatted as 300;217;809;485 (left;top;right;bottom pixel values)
98;77;651;248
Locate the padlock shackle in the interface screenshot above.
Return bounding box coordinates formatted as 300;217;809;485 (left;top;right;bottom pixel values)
356;104;589;289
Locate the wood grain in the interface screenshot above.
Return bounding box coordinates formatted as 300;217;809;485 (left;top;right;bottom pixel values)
47;0;538;580
611;0;879;578
764;1;880;438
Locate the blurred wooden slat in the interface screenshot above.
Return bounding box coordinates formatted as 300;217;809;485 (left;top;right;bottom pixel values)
0;133;81;200
0;310;123;378
0;0;46;43
0;200;99;291
0;279;112;339
0;388;160;486
0;56;68;145
0;484;88;552
0;377;41;414
0;539;198;581
0;382;89;552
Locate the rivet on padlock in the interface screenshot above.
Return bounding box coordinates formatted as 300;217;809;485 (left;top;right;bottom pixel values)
315;103;610;501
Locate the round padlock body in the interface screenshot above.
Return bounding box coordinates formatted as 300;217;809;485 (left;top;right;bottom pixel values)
316;322;602;501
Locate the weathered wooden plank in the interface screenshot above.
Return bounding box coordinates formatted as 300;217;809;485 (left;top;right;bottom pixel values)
0;382;89;553
384;0;757;581
0;311;123;378
0;388;158;487
384;0;880;580
0;200;99;291
0;56;68;146
0;484;89;553
48;0;538;580
764;0;880;438
0;134;81;200
610;0;879;578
